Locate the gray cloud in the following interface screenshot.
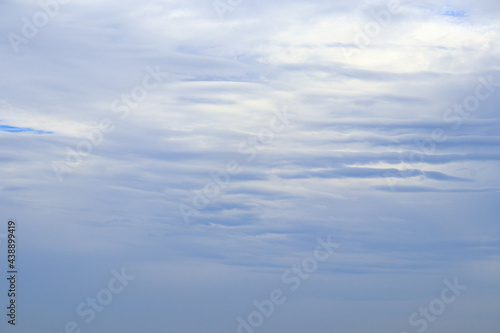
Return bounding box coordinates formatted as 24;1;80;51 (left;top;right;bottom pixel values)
1;0;500;332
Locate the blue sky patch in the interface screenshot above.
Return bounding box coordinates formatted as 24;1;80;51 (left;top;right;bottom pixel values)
0;124;52;134
442;9;468;17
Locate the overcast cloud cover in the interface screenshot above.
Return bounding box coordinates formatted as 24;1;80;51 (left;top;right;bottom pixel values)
1;0;500;332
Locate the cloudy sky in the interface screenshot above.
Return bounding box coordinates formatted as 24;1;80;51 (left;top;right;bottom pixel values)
1;0;500;332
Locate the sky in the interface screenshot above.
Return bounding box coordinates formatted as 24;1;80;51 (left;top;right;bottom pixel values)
0;0;499;332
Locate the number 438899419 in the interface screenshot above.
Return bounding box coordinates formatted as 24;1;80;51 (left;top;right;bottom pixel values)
7;221;15;269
